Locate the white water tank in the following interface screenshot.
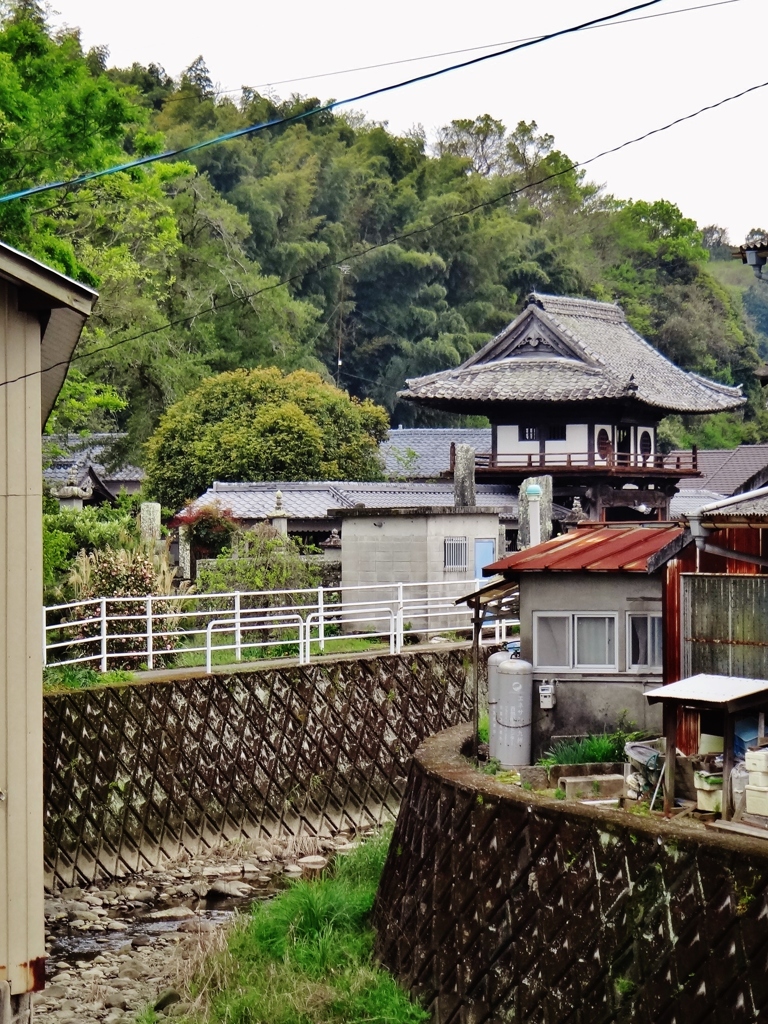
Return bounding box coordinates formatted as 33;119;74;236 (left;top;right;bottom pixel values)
487;651;512;759
495;658;533;768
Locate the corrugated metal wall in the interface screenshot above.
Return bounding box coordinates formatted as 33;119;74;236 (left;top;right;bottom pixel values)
683;573;768;679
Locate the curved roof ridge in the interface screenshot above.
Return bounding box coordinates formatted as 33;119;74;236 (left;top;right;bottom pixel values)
526;292;625;323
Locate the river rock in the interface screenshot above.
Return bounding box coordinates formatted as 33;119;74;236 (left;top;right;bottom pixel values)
206;879;251;898
60;887;83;900
154;988;181;1011
147;906;195;920
104;993;128;1010
177;918;216;933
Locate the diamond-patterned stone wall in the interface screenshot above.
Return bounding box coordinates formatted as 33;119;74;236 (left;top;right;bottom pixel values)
375;724;768;1024
43;650;476;888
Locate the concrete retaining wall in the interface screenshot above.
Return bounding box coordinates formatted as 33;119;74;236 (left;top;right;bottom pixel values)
43;649;478;888
374;723;768;1023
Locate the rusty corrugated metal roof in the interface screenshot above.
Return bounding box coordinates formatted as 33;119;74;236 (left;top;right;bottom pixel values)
484;523;685;576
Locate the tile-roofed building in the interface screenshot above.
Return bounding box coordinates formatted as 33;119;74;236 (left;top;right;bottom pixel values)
672;444;768;496
44;433;144;505
381;427;491;478
185;479;567;527
398;293;745;521
400;293;744;415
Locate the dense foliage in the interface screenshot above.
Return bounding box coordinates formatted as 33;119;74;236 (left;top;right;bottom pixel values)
0;2;764;465
145;368;388;508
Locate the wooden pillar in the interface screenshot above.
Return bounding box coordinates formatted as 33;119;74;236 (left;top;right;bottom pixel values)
722;711;736;821
663;701;678;816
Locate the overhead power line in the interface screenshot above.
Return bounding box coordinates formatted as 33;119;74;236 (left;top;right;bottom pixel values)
0;0;668;205
159;0;748;104
2;73;765;394
250;0;749;91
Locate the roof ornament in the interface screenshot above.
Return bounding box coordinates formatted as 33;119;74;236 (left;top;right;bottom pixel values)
625;374;638;394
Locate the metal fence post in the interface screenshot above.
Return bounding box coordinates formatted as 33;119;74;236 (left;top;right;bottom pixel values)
146;596;154;670
234;592;242;662
396;583;403;654
100;597;108;673
317;586;324;653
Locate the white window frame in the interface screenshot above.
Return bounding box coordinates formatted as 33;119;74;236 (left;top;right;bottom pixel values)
532;613;571;671
444;536;468;572
626;612;663;673
533;611;618;672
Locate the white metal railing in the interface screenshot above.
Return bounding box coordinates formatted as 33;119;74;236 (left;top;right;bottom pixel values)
43;580;518;673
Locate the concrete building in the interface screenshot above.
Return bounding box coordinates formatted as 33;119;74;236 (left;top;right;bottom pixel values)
0;243;97;1019
339;506;501;634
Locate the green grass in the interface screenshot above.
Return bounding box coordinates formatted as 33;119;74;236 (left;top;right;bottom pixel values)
181;830;427;1024
538;732;629;767
478;712;489;745
43;664;133;692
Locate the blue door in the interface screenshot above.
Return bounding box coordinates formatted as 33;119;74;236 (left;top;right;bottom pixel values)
474;538;496;578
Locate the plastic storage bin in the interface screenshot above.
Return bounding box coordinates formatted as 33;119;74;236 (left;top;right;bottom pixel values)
745;749;768;772
694;771;723;813
745;784;768;816
749;770;768;788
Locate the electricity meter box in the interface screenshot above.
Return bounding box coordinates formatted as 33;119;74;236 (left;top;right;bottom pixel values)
539;682;556;709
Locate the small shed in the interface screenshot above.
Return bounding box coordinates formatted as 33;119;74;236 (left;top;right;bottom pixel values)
646;674;768;819
479;522;690;755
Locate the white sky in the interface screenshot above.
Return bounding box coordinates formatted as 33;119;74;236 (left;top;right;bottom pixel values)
50;0;768;242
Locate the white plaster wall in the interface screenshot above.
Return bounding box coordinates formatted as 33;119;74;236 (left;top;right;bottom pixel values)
545;423;589;462
496;425;538;461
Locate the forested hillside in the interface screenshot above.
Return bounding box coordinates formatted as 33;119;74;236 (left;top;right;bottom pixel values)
2;3;765;460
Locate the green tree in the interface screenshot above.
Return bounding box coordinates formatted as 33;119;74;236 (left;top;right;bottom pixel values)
144;367;389;508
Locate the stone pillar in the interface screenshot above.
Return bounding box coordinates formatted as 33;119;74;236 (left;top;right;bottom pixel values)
140;502;161;543
178;526;192;580
517;475;553;549
453;445;476;508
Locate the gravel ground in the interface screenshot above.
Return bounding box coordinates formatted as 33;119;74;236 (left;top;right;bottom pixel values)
37;830;366;1022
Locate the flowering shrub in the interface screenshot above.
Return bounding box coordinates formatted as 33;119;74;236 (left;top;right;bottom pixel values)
59;545;182;670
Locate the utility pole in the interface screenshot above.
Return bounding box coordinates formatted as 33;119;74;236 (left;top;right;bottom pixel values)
336;265;350;385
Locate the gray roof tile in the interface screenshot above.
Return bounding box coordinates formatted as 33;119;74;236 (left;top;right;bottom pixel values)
381;428;491;478
401;293;745;414
672;445;768;495
185;480;575;523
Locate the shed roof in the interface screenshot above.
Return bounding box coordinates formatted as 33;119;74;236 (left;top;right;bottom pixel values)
483;522;686;576
645;674;768;712
400;293;745;415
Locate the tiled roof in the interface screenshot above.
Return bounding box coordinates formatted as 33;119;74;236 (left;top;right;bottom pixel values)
669;490;727;517
673;444;768;495
484;523;686;576
44;434;144;490
699;491;768;520
401;293;745;414
184;479;572;524
381;428;491;478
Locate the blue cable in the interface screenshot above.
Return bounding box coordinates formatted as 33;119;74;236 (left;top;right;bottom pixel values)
0;0;667;205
